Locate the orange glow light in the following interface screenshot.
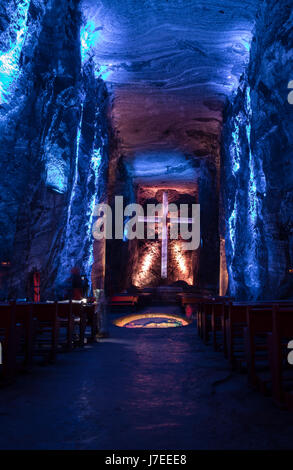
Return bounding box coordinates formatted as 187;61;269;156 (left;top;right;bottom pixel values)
114;313;191;328
133;244;160;287
172;243;193;285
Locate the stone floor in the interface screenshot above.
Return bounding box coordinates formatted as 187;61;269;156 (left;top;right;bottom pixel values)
0;306;292;450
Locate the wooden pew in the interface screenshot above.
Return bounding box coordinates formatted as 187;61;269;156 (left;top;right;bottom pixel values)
226;303;247;368
201;301;213;344
211;302;225;352
226;302;271;367
57;301;86;350
180;296;206;336
14;303;34;368
202;298;231;347
71;301;87;347
57;302;76;351
221;302;230;357
180;295;205;307
110;295;138;311
244;306;273;391
226;302;271;366
82;303;98;342
201;300;271;361
268;306;293;409
0;304;20;382
32;303;59;362
217;300;292;372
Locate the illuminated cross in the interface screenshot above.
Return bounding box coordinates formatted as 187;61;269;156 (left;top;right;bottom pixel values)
138;192;194;279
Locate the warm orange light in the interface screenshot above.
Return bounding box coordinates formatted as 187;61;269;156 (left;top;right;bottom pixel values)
133;244;160;287
172;243;193;285
142;252;153;272
114;312;190;328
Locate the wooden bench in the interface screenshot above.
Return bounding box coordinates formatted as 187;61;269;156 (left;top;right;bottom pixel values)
200;302;214;344
226;304;247;368
201;299;231;347
227;301;292;371
110;295;138;311
57;301;86;350
14;303;34;368
211;302;226;352
0;304;21;382
179;296;207;335
82;303;98;342
197;300;210;339
32;303;59;362
244;306;273;391
180;295;205;307
180;296;203;321
72;301;87;347
268;306;293;409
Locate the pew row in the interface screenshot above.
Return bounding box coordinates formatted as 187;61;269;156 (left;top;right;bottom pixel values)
195;298;293;409
268;306;293;409
0;301;99;382
0;304;21;382
109;295;138;312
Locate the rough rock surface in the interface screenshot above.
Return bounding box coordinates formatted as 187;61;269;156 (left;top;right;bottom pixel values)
84;0;257;156
82;0;258;294
222;0;293;300
0;0;109;299
1;0;292;300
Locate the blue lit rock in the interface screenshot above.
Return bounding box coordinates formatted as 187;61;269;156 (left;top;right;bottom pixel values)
83;0;257;160
1;0;291;301
0;0;109;299
222;0;293;300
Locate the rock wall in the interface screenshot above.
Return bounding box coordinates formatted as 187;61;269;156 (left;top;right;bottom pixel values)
222;0;293;300
0;0;109;300
103;128;137;296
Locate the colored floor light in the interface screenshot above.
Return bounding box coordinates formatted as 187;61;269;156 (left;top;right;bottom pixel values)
114;313;191;328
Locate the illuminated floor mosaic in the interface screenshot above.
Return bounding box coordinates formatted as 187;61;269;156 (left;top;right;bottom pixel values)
114;313;190;328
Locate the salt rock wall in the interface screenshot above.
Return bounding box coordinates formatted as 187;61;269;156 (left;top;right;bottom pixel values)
102;130;137;296
0;0;109;300
222;0;293;300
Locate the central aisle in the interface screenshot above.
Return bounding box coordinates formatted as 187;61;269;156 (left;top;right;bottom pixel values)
0;306;291;449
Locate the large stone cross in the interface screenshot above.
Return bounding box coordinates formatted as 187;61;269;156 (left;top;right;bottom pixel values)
138;192;194;279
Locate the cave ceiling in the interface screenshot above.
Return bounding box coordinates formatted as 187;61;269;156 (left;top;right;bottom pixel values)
82;0;259;184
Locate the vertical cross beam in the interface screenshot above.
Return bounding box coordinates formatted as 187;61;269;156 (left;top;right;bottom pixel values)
136;191;195;281
161;191;168;279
